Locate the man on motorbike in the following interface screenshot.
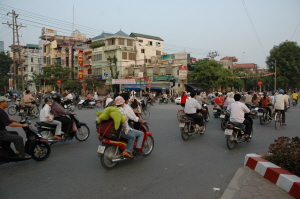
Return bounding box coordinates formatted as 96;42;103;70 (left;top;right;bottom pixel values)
23;90;37;113
274;89;288;126
259;92;274;119
51;93;76;136
292;91;298;104
196;90;208;120
83;91;92;106
184;90;204;131
227;94;255;140
115;96;144;158
162;92;167;103
64;90;73;106
0;96;31;158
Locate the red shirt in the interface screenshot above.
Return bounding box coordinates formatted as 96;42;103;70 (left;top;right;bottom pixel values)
181;94;188;103
215;97;222;105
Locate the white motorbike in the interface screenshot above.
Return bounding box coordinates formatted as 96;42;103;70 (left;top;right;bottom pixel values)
77;99;96;109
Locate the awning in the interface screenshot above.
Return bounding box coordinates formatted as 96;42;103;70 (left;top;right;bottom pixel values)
150;83;170;90
122;84;147;90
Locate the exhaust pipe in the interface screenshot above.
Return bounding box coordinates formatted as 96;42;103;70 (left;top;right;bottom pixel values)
111;157;128;163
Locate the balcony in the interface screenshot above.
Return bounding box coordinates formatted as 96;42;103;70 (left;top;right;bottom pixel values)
84;60;92;65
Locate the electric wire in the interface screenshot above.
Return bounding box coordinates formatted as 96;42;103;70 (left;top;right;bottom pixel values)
291;18;300;40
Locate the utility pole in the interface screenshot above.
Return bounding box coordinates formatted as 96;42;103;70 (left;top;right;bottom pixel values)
3;10;26;91
274;60;277;92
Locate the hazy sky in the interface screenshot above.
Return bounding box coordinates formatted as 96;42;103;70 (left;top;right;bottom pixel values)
0;0;299;69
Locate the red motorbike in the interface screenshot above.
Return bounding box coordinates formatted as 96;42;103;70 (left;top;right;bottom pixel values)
97;119;154;170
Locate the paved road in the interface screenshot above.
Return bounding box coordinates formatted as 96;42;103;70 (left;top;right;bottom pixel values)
0;101;298;199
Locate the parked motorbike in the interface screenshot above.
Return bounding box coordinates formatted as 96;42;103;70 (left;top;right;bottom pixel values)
224;113;253;150
0;118;51;164
7;99;21;116
35;114;90;145
19;102;40;119
77;99;96;109
220;109;230;130
97;119;154;170
159;97;168;104
179;115;206;141
213;104;222;118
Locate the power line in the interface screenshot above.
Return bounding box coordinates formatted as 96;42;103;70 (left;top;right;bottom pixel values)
291;18;300;40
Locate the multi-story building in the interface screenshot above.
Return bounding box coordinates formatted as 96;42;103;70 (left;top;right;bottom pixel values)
219;56;238;69
233;63;258;73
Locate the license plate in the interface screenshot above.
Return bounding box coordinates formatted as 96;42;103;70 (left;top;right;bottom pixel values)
20;109;24;113
213;110;217;112
97;145;105;154
179;123;185;127
220;114;225;118
224;129;233;135
257;112;263;116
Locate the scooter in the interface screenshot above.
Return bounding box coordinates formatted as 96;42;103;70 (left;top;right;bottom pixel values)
0;118;51;164
179;114;206;141
61;99;76;111
213;104;223;118
35;114;90;145
19;102;40;119
97;119;154;170
77;99;96;109
220;109;230;130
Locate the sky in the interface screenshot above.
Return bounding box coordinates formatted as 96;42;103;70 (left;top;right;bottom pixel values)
0;0;299;69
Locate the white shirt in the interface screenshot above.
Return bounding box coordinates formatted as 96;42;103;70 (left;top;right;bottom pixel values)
65;93;73;100
196;95;203;108
227;98;235;107
274;94;288;110
228;101;250;123
118;107;131;134
123;104;139;122
40;104;51;121
184;98;201;114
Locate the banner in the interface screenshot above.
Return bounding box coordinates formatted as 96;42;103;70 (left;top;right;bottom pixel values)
152;76;174;81
227;72;275;79
178;65;187;80
78;51;83;81
112;79;136;84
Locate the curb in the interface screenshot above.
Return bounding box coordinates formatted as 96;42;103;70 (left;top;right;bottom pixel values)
244;153;300;199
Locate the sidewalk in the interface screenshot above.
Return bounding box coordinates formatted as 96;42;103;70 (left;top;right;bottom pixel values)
221;166;295;199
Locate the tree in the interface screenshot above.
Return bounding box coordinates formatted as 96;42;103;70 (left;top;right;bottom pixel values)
0;51;13;91
90;41;105;49
85;76;103;91
266;41;300;90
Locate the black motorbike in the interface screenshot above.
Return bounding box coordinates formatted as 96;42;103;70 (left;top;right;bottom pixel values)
159;97;168;104
257;105;273;125
7;99;21;116
19;101;40;119
179;115;206;141
220;109;230;130
224;113;253;150
35;114;90;145
213;104;223;118
0;118;51;164
61;99;76;111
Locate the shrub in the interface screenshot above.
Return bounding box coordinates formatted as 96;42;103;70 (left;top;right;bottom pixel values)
264;136;300;177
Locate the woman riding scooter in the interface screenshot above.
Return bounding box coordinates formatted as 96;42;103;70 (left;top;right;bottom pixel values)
51;93;76;137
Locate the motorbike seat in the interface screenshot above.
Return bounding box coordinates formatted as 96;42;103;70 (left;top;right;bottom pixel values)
184;116;194;121
36;122;57;128
22;105;32;108
228;121;243;128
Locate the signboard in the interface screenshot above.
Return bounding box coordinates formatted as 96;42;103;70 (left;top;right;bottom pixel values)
104;73;108;79
78;51;83;81
257;80;263;85
152;76;174;81
105;79;112;85
178;65;188;80
42;28;57;36
112;79;136;84
57;80;61;86
138;72;143;78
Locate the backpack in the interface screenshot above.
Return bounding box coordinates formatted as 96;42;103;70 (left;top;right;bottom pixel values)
97;119;121;140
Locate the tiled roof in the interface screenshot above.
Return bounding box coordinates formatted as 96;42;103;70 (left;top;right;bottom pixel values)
130;32;164;41
220;56;238;62
233;63;257;69
26;44;39;48
114;30;129;37
92;32;114;40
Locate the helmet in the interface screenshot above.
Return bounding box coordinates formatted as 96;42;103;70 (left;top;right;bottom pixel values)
115;96;125;105
52;93;62;103
44;97;53;103
278;89;284;94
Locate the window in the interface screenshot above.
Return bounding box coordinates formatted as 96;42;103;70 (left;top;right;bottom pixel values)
141;49;145;53
31;57;33;62
44;45;46;53
43;56;46;64
156;50;161;56
148;41;152;46
119;39;124;45
128;53;136;60
148;59;151;63
92;54;102;61
138;39;143;42
46;57;50;65
145;59;147;63
156;42;161;47
107;38;115;45
31;67;33;72
122;52;127;59
127;40;133;46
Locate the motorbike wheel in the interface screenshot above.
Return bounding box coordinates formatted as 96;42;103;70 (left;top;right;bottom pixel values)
31;142;51;161
78;104;83;110
69;105;76;111
96;103;101;108
91;104;95;109
7;106;17;116
75;125;90;141
141;109;150;120
259;116;264;125
101;145;119;170
33;108;40;118
221;118;227;131
181;124;190;141
205;112;210;122
226;132;236;150
142;135;154;156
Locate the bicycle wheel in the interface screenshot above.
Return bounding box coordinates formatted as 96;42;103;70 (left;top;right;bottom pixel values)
142;109;150;120
274;112;281;130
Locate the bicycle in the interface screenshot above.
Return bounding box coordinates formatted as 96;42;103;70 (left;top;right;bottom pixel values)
274;110;282;130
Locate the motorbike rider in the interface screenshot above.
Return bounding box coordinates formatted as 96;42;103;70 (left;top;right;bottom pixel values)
0;96;31;158
196;90;208;120
259;92;273;119
227;94;255;140
105;92;114;107
23;90;37;113
115;96;144;158
291;91;298;104
39;97;63;140
64;90;73;106
274;89;288;126
83;91;93;106
184;90;204;131
51;93;76;136
244;91;253;106
162;92;167;102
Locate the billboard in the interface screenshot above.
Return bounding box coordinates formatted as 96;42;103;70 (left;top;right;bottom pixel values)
42;28;57;36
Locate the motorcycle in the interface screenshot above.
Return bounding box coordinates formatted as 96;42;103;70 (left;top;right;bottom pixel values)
0;118;51;164
202;103;210;122
61;99;76;111
179;114;206;141
77;99;96;109
7;99;21;116
220;109;230;130
97;119;154;170
159;97;168;104
213;104;223;118
292;99;297;107
224;113;253;150
35;114;90;145
257;105;274;125
94;99;103;108
19;102;40;119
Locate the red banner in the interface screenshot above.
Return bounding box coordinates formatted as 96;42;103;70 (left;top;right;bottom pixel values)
78;51;83;81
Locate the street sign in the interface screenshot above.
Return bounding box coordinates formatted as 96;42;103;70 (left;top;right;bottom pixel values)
257;80;263;85
57;80;61;86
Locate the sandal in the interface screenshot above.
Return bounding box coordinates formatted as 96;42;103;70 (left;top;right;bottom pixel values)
282;123;287;126
24;153;32;159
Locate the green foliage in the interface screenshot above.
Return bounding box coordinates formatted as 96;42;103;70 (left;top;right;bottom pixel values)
90;41;105;49
265;136;300;177
85;76;103;91
63;80;82;92
41;63;72;85
266;41;300;89
0;51;13;90
107;55;119;92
